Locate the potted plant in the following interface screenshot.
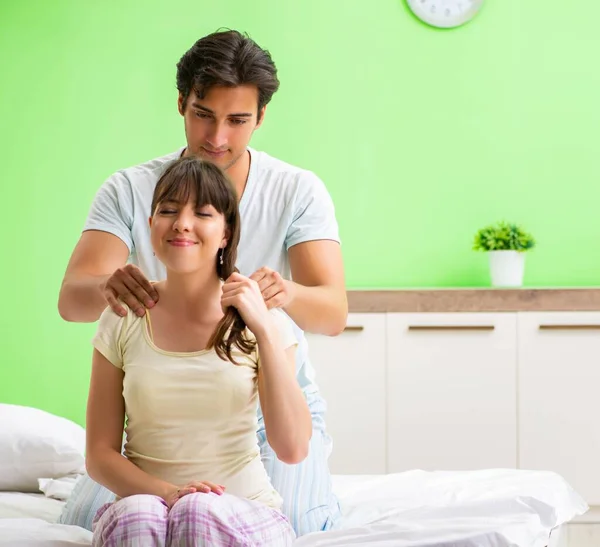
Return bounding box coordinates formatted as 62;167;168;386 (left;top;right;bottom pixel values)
473;221;535;287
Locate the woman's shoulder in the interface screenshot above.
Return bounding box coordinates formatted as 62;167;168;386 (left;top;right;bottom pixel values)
97;305;145;343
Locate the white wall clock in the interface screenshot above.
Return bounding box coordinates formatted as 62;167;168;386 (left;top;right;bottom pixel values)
406;0;483;29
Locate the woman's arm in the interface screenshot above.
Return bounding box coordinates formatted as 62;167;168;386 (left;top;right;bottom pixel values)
256;333;312;464
221;273;313;464
86;349;177;500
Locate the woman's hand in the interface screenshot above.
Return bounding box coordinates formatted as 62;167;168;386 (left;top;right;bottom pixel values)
221;273;274;337
164;481;225;510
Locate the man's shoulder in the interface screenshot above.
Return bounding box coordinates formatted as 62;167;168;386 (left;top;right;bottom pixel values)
106;148;184;189
251;148;320;185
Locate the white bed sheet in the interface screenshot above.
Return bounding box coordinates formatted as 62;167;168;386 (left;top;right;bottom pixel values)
0;468;587;547
0;492;92;546
0;518;93;546
295;469;588;547
0;492;65;522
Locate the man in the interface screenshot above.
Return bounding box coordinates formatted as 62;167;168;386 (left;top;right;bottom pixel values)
58;30;347;536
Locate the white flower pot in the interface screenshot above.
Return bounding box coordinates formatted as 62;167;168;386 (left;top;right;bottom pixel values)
488;250;526;287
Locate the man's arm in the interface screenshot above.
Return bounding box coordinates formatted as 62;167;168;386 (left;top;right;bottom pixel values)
283;239;347;336
58;231;149;323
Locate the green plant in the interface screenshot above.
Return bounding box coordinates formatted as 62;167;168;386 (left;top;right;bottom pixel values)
473;221;535;252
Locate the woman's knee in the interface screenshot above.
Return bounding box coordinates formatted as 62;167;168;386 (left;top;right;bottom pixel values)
168;492;220;521
92;495;168;546
168;493;294;546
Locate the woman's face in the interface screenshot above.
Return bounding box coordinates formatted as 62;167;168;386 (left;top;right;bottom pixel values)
149;199;228;275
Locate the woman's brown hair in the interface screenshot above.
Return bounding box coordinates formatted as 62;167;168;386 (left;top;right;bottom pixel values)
151;156;255;363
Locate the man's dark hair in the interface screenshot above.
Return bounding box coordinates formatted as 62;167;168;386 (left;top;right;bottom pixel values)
176;30;280;117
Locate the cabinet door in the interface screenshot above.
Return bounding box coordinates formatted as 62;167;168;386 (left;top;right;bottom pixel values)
305;313;386;474
518;312;600;505
386;313;518;472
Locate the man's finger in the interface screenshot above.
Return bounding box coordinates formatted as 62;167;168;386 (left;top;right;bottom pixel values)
249;270;267;282
105;292;127;317
130;269;159;302
122;276;156;309
255;275;275;292
261;282;281;301
265;293;283;310
118;289;146;317
106;278;144;314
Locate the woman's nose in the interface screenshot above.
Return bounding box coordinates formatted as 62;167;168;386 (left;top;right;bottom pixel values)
173;211;193;231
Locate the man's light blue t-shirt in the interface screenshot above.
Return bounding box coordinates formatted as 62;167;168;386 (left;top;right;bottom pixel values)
83;147;340;398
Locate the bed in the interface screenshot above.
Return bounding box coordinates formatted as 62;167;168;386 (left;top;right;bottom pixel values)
0;404;585;546
0;468;583;546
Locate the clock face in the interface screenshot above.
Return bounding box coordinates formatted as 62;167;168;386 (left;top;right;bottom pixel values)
406;0;483;28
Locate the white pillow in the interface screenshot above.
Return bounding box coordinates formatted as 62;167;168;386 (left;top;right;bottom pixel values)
0;404;86;492
38;474;81;501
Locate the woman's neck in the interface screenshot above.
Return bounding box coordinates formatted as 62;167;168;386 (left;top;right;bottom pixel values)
156;269;223;322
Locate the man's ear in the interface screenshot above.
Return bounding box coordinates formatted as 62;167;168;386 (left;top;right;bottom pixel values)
256;105;267;128
178;93;185;116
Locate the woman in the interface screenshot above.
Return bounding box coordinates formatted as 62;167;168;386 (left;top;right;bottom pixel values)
86;156;312;546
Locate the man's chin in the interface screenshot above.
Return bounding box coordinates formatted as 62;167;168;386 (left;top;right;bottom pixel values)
197;151;231;169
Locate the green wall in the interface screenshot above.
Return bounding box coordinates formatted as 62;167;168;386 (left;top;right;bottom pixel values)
2;0;599;424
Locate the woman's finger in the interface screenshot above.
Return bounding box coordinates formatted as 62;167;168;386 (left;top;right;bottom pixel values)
221;281;244;294
200;481;225;494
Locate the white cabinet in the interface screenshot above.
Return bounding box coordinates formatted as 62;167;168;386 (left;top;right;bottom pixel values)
518;312;600;505
305;313;387;474
386;313;518;472
306;308;600;509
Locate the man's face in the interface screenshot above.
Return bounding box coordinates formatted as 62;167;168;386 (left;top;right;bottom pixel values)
179;85;265;171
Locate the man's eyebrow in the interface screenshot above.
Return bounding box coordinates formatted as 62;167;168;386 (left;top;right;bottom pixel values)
191;103;253;118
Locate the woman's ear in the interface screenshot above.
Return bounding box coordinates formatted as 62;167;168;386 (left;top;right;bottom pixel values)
221;227;231;248
148;216;153;228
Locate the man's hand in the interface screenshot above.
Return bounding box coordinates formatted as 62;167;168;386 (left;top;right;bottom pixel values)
221;273;275;337
101;264;159;317
249;267;296;310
